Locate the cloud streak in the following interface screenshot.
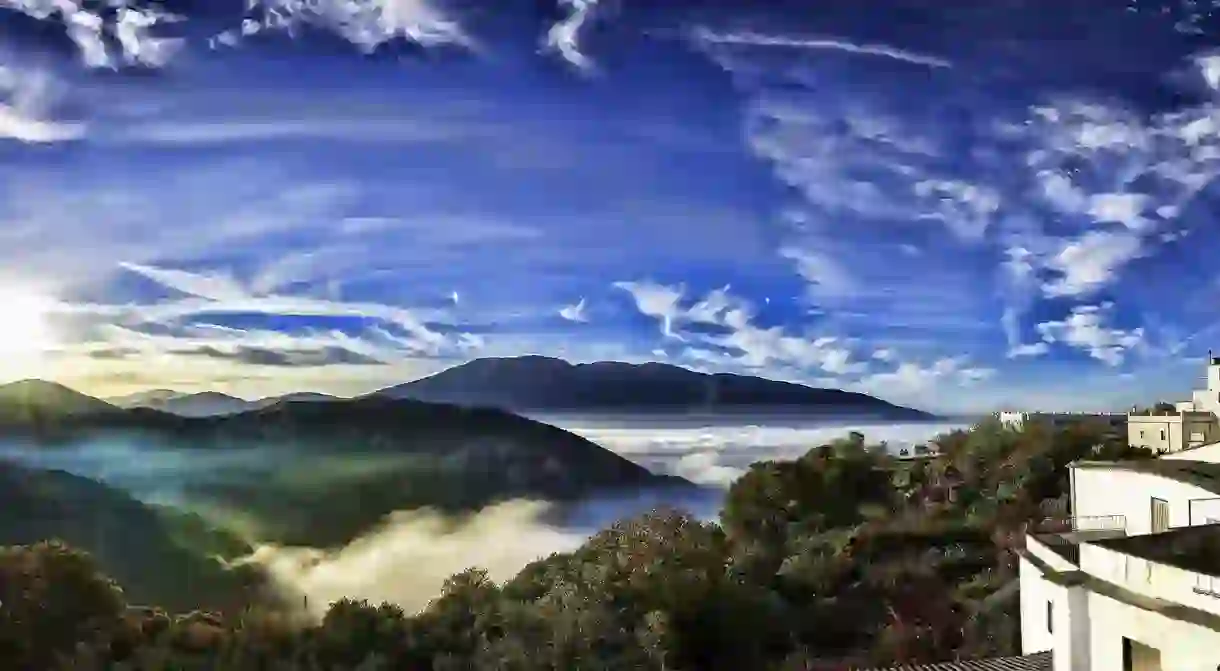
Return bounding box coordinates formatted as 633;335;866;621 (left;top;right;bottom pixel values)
691;28;953;69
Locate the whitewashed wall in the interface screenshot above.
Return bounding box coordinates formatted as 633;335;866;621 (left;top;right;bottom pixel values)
1086;587;1220;670
1080;544;1220;619
1127;416;1182;454
1070;466;1220;535
1020;549;1091;671
1020;555;1057;655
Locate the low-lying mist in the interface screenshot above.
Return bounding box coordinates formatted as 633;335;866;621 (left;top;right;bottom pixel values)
550;417;966;486
232;500;584;617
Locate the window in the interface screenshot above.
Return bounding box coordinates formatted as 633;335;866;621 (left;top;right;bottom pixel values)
1047;601;1053;634
1140;430;1145;438
1161;430;1167;440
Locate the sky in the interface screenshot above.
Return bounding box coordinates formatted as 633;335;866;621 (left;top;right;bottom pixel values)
1;0;1220;413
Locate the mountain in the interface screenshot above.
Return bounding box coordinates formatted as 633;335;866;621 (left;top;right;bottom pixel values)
113;391;256;417
258;391;341;406
0;387;694;547
378;356;936;419
150;396;694;546
0;380;123;429
113;390;343;417
108;389;185;408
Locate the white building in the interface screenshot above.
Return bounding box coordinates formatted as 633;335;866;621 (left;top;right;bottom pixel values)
1128;353;1220;454
1019;458;1220;670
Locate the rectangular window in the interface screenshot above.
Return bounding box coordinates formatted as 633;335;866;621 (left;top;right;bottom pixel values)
1161;430;1166;440
1047;601;1053;634
1140;430;1145;438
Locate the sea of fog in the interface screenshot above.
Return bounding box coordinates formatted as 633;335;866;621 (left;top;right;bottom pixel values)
0;416;969;616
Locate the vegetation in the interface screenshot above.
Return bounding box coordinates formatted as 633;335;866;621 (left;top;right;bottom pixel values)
0;418;1154;670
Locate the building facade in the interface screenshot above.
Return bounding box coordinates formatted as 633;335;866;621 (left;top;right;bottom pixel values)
1128;353;1220;454
1127;412;1219;454
1019;458;1220;670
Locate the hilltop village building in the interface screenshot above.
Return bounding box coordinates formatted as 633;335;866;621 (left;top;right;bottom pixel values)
1127;352;1220;454
1000;354;1220;455
866;356;1220;671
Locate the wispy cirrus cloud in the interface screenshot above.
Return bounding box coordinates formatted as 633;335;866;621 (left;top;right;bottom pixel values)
558;298;589;323
613;278;992;406
690;28;953;70
690;23;1220;395
543;0;602;71
0;64;84;143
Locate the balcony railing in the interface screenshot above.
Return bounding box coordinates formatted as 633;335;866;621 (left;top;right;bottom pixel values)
1029;515;1127;534
1189;498;1220;527
1194;574;1220;599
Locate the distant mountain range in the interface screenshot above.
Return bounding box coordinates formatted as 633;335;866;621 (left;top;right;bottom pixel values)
109;389;341;417
380;356;936;419
109;356;935;420
0;379;694;547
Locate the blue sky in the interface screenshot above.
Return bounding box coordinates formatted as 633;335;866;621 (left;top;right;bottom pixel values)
1;0;1220;413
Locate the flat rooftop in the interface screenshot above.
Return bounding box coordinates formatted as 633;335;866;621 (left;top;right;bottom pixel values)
858;651;1052;670
1093;523;1220;577
1073;459;1220;496
1032;528;1128;565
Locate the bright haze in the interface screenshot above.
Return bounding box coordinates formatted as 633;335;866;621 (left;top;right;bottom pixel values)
0;1;1218;414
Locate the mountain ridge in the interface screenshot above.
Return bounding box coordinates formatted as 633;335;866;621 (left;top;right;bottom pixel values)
0;380;696;546
377;355;936;419
103;356;934;419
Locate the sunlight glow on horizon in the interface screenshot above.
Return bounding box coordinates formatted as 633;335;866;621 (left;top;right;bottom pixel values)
0;286;58;361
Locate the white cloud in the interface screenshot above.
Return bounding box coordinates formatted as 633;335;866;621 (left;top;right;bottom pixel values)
102;117;487;147
213;0;470;54
113;6;186;67
779;247;856;300
558;298;588;323
0;66;84;143
856;356;995;401
2;0;184;68
1088;193;1152;232
1007;342;1049;359
690;28;953;69
614;280;992;394
912;179;1001;242
1041;230;1144;298
118;263;250;302
613;280;684;339
543;0;602;71
91;263;458;356
1035;303;1145;367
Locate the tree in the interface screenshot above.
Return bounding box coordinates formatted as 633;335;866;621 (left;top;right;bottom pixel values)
0;541;125;669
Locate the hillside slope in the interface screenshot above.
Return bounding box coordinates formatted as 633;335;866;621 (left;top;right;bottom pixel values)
0;386;695;547
0;462;264;613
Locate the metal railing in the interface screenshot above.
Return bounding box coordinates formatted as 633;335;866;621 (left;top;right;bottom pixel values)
1029;514;1127;534
1189;498;1220;527
1194;573;1220;599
